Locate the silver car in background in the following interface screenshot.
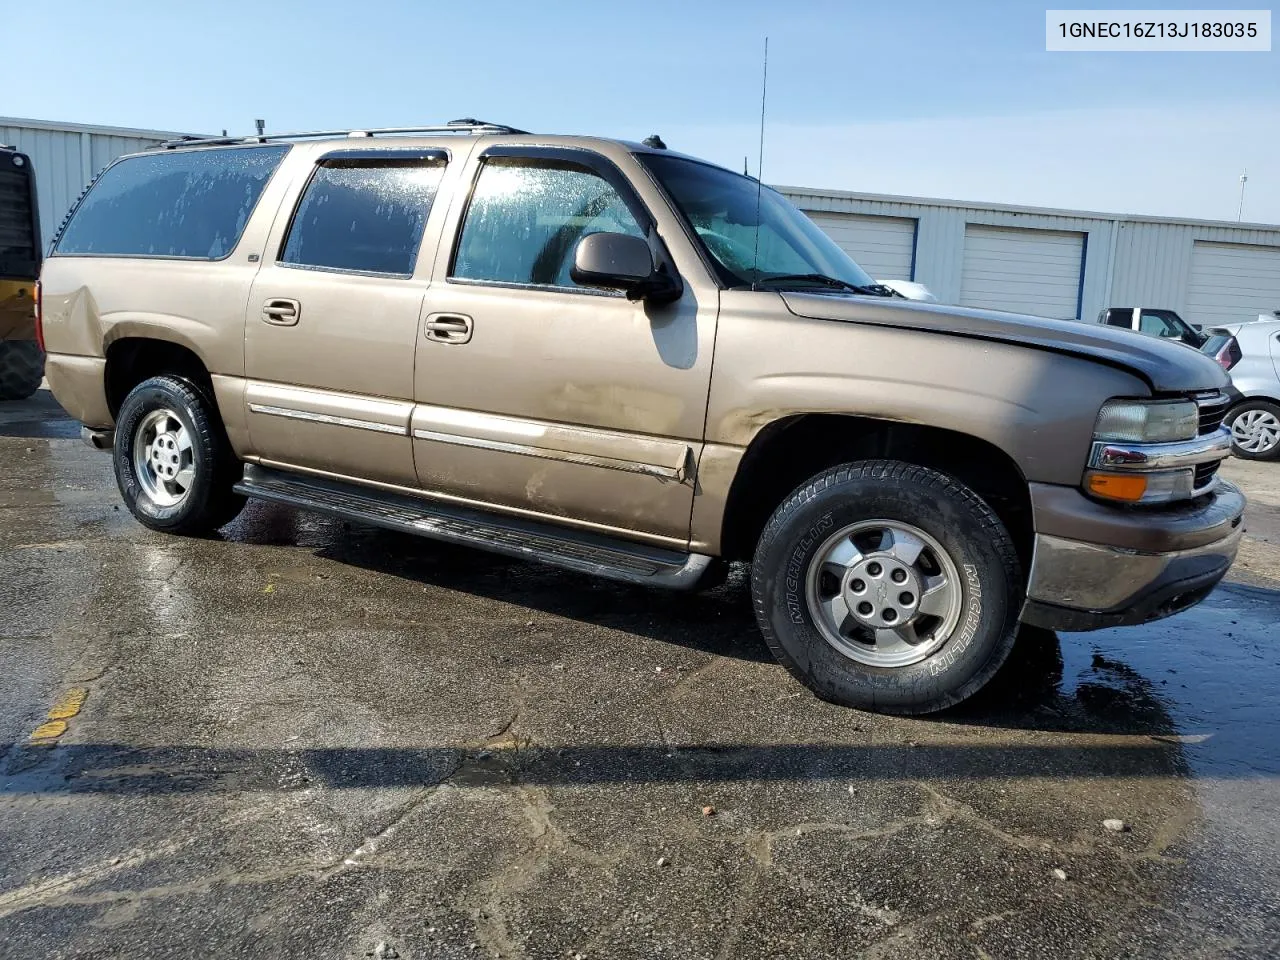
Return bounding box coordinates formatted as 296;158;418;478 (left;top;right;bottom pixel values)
1211;318;1280;460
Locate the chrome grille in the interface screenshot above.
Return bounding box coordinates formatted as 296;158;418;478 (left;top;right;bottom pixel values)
1195;392;1230;436
1194;461;1219;491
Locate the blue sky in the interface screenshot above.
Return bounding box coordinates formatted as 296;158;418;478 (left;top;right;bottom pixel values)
8;0;1278;221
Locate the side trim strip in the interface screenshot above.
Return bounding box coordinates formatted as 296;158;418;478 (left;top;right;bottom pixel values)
248;403;409;436
412;428;687;481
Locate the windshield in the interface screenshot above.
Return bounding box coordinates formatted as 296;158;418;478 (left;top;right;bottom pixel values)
639;154;876;290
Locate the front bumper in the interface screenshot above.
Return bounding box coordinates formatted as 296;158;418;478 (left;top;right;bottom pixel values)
1022;480;1245;631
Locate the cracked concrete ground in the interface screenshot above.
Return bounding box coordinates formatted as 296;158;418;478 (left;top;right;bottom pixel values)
2;388;1279;959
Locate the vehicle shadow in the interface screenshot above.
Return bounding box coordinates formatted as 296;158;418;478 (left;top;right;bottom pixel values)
225;505;775;664
226;508;1187;737
0;387;79;439
2;732;1191;797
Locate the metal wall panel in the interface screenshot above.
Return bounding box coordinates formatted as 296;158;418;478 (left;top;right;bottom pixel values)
1186;242;1280;328
1;119;185;251
1109;221;1194;312
782;185;1280;325
802;211;916;280
960;225;1086;319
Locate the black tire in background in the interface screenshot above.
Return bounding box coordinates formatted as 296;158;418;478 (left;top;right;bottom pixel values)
751;460;1023;715
1226;399;1280;462
113;375;245;534
0;340;45;401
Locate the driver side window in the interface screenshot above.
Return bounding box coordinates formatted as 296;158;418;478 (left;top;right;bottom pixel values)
452;158;645;289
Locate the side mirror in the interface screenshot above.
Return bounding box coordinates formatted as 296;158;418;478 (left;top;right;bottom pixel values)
570;232;682;304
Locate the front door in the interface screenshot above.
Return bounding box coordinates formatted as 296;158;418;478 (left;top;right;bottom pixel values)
243;149;448;486
411;147;717;547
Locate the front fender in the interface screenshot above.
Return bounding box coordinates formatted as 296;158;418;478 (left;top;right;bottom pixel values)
705;297;1149;487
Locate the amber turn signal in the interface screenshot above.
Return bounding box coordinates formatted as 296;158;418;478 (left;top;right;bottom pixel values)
1086;472;1148;502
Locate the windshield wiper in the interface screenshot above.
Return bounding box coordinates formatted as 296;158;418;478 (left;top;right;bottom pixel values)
753;274;900;296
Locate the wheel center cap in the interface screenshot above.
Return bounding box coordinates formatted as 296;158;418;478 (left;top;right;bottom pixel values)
844;554;923;630
148;433;181;478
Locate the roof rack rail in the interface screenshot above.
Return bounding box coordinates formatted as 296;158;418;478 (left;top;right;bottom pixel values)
157;118;528;150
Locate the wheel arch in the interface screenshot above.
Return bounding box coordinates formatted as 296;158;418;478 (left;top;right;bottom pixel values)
717;413;1034;573
1228;393;1280;408
104;336;217;418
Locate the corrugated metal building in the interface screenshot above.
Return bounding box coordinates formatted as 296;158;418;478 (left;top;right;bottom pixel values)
0;116;190;248
3;116;1279;329
781;186;1280;328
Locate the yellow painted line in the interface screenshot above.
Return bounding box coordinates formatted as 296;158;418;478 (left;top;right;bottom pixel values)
27;687;89;745
29;720;68;742
47;687;88;720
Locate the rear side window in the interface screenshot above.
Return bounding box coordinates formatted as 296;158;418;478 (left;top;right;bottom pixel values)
55;146;288;259
281;159;445;276
1103;308;1133;328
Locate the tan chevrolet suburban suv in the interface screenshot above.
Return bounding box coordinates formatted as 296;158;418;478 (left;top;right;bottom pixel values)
39;120;1245;713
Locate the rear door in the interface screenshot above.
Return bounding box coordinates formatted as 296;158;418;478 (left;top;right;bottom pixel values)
243;147;452;486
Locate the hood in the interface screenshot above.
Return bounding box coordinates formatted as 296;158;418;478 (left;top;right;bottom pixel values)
780;292;1230;394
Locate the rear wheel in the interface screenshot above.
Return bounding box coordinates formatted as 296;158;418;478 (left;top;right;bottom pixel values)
113;375;245;534
751;460;1023;714
0;340;44;401
1227;400;1280;461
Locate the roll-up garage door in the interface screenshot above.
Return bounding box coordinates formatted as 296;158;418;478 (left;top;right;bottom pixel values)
1186;241;1280;329
960;225;1085;319
805;212;916;281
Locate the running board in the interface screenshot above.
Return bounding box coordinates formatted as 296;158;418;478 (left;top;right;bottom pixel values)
234;464;715;590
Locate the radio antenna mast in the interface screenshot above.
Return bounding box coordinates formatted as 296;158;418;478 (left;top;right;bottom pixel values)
750;37;769;290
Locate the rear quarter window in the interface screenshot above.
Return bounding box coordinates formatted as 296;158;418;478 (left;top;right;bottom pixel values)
54;145;289;260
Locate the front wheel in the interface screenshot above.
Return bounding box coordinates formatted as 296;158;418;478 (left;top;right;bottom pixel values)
751;460;1023;714
113;375;245;534
1227;400;1280;461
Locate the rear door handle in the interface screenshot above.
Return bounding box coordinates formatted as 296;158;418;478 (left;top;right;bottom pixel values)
262;298;300;326
424;313;473;344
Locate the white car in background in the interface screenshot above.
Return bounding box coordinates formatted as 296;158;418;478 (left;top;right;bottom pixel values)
877;279;938;302
1206;318;1280;460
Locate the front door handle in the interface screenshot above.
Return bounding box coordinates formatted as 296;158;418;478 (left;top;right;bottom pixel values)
424;313;473;344
262;298;300;326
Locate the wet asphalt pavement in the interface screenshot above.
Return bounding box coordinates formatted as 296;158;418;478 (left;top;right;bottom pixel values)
2;389;1279;959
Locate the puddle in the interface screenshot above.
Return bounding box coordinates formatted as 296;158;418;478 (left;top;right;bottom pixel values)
1058;582;1280;778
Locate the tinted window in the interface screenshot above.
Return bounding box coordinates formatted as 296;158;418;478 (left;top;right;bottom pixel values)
281;160;444;276
56;146;288;259
452;159;644;288
0;155;38;270
1103;308;1134;328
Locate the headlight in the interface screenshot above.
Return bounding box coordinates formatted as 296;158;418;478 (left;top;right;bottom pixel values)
1094;399;1198;443
1084;397;1228;505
